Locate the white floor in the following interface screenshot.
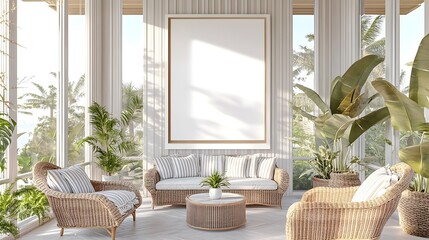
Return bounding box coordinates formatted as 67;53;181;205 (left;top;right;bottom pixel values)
20;192;426;240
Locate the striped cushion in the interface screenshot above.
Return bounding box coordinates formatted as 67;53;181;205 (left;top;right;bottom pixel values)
47;169;73;193
200;155;224;177
257;157;277;179
154;156;174;180
225;156;248;178
171;154;200;178
93;190;138;215
247;153;261;178
60;166;95;193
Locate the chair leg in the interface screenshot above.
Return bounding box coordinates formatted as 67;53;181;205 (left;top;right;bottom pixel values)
60;228;64;237
132;210;136;221
111;227;117;240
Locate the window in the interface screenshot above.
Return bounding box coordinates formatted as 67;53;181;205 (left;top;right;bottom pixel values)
17;0;58;173
361;6;386;173
67;0;86;166
292;1;315;190
121;8;143;189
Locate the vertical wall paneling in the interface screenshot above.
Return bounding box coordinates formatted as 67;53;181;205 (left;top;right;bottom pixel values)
384;0;400;165
143;0;293;194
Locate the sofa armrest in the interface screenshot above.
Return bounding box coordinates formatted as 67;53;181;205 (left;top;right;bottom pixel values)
274;168;289;194
301;186;358;203
144;168;160;195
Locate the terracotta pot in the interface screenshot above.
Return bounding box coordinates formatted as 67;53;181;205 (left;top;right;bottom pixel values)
312;176;330;188
398;189;429;237
328;172;361;188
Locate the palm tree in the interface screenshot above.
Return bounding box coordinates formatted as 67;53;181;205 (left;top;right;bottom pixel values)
21;82;57;119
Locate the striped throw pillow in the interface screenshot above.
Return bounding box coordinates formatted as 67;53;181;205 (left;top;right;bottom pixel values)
200;155;224;177
61;166;95;193
154;156;174;180
47;169;73;193
257;157;277;179
247;153;261;178
225;156;248;178
171;154;200;178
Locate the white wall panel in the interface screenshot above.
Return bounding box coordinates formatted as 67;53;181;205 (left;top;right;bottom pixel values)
143;0;293;193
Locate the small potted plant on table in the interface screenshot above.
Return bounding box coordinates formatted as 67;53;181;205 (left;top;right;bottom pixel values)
200;171;230;200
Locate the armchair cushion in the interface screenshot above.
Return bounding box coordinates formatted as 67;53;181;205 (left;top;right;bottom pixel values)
47;169;73;193
47;165;95;193
352;165;400;202
93;190;138;215
60;166;95;193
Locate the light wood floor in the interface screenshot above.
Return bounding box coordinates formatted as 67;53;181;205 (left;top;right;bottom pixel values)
20;192;425;240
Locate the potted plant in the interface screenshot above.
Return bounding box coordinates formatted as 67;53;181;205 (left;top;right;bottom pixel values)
294;54;390;187
371;34;429;238
79;97;142;181
200;171;230;200
299;145;337;187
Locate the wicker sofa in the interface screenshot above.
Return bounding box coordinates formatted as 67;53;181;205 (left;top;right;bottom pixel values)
144;165;289;208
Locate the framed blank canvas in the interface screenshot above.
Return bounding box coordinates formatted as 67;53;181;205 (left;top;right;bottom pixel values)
166;14;271;149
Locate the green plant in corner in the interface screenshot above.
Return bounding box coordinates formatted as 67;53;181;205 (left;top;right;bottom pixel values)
299;145;337;180
200;171;230;189
0;182;49;238
79;97;143;176
293;54;390;173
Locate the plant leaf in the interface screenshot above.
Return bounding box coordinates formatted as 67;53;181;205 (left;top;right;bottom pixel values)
330;55;384;114
315;113;351;140
372;79;425;132
399;142;429;178
349;107;390;144
337;87;361;114
292;105;316;121
295;84;329;113
409;34;429;108
342;93;379;118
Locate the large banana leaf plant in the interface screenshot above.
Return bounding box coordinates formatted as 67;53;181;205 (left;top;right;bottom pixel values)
372;34;429;192
294;54;390;172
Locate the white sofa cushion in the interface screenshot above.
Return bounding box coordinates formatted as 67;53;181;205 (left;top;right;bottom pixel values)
156;177;278;190
247;154;261;178
225;156;248;178
154;156;174;180
93;190;138;215
257;157;277;179
171;154;200;178
200;155;224;177
352;166;400;202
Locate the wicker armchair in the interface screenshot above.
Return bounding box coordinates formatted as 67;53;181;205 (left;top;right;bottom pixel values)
286;162;414;240
33;162;142;240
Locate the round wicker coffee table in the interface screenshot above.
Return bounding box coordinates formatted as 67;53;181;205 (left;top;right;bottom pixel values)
186;193;246;230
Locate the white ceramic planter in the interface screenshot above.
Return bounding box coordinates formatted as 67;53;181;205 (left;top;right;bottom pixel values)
209;188;222;200
102;175;121;181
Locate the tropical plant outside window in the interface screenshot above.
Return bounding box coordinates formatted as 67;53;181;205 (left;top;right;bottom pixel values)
292;10;315;190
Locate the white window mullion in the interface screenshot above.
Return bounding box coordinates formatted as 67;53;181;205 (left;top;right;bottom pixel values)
7;0;18;185
384;0;400;165
86;0;103;179
57;0;69;168
426;0;429;34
